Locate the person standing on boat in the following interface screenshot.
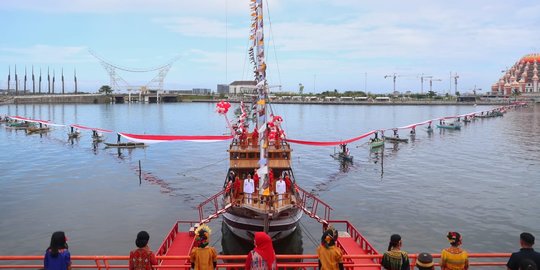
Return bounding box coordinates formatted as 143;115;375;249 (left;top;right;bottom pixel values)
233;175;242;204
252;128;259;147
245;232;277;270
381;234;410;270
283;172;292;195
128;231;157;270
275;176;286;206
440;232;469;270
317;226;343;270
393;129;400;139
244;174;255;204
44;231;71;270
507;232;540;270
190;225;217;270
253;169;259;194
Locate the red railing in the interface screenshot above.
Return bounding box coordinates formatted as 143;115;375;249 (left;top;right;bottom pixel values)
296;185;333;224
328;220;379;257
0;253;512;269
197;189;227;223
156;220;199;257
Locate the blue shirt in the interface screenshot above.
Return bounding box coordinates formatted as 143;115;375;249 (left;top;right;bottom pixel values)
44;249;71;270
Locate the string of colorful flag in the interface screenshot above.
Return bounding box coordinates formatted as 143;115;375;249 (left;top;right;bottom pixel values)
1;102;527;146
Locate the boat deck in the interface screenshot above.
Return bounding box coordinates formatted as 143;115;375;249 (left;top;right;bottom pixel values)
157;220;380;269
337;232;380;270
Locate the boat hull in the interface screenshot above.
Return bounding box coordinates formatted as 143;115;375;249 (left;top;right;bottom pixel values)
436;124;461;130
222;206;303;241
383;136;408;143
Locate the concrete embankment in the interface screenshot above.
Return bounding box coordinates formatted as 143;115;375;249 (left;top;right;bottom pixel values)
3;94;111;104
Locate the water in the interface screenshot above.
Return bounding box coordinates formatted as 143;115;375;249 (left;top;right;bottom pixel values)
1;103;539;258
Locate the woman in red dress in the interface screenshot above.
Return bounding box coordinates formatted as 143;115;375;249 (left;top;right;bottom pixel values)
129;231;157;270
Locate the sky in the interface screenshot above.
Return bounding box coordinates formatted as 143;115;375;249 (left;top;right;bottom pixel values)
1;0;540;95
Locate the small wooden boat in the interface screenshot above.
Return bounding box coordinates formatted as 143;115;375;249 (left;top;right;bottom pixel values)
104;142;146;148
436;123;461;130
68;131;82;139
369;139;385;149
383;136;409;143
330;152;353;162
26;126;51;134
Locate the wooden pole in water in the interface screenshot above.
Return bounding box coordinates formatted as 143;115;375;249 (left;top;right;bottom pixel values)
139;160;142;185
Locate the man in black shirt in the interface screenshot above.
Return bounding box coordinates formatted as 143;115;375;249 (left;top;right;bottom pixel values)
507;232;540;270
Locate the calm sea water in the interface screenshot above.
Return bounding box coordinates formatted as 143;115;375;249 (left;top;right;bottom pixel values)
1;103;539;257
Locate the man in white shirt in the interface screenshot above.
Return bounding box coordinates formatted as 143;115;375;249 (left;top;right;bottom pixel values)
243;174;255;204
275;176;286;206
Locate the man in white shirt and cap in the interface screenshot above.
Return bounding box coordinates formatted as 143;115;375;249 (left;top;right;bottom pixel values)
275;176;286;206
243;174;255;204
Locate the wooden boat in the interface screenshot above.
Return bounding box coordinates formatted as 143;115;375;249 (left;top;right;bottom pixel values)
436;123;461;130
5;122;34;129
26;126;50;134
104;142;146;148
331;152;354;162
383;136;409;143
369;139;385;148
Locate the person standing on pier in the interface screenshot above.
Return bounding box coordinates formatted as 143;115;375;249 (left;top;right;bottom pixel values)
507;232;540;270
245;232;276;270
129;231;157;270
317;226;343;270
440;232;468;270
381;234;410;270
44;231;71;270
190;225;217;270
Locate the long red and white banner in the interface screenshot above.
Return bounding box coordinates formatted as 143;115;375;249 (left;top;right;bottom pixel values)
118;132;233;144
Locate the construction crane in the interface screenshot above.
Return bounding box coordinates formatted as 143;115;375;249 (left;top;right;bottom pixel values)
429;78;442;93
451;73;460;95
384;73;398;94
419;73;432;94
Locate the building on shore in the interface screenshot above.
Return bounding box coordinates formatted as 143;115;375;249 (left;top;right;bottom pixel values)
217;84;229;95
229;81;256;95
492;53;540;95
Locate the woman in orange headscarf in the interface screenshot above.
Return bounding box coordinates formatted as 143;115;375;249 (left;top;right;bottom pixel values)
245;232;276;270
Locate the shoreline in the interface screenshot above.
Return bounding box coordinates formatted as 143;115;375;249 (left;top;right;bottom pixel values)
0;94;533;106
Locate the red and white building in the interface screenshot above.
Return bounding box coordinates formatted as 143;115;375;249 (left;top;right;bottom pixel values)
492;53;540;96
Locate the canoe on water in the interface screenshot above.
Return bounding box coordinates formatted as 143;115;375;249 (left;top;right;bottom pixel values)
26;127;51;134
436;124;461;130
330;152;353;162
383;136;409;143
104;142;146;148
369;139;385;148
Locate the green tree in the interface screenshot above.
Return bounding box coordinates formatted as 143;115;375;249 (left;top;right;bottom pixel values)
427;90;437;99
511;89;521;101
98;85;113;95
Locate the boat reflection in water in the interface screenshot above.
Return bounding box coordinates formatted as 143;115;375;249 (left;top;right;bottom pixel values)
221;221;303;260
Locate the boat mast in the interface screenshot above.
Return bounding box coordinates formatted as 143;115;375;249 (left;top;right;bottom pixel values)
250;0;269;191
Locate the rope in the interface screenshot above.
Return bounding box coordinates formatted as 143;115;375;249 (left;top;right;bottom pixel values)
177;157;229;176
264;0;283;87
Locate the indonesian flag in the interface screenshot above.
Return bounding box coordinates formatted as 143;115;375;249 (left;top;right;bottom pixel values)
118;132;233;144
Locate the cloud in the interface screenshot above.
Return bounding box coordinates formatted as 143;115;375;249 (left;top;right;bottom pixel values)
0;45;92;64
0;0;248;15
153;17;248;39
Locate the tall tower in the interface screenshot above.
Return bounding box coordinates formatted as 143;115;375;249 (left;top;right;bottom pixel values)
47;67;51;94
61;68;65;94
15;65;19;95
74;68;78;94
24;66;27;94
7;66;10;93
32;66;35;94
